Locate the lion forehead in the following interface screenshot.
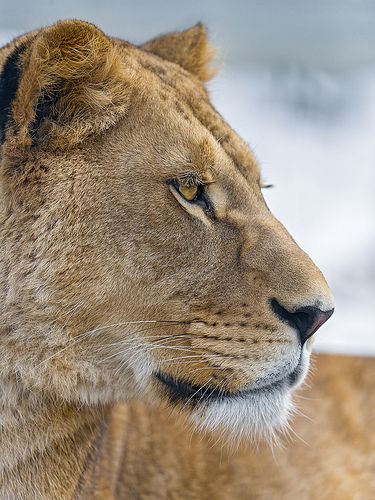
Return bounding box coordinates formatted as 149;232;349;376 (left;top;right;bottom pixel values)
125;45;260;183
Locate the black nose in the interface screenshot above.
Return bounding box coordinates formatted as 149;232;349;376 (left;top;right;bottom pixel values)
271;299;334;345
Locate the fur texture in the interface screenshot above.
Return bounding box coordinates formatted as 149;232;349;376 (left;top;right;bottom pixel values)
94;355;375;500
0;20;341;499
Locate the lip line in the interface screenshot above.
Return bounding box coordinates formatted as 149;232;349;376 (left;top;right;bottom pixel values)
155;369;298;405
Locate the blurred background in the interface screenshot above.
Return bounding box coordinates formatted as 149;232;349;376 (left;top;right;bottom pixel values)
1;0;374;355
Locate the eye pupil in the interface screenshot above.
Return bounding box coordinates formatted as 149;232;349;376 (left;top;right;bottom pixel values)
179;185;198;201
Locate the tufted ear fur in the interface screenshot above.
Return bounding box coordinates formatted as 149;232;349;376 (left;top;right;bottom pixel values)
142;23;216;82
0;20;131;152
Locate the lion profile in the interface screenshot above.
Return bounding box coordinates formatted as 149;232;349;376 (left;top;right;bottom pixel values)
0;19;349;499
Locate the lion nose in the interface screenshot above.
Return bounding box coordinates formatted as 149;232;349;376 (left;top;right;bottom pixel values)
271;299;334;345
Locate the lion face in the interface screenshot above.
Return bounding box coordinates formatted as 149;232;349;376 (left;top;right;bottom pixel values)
0;21;334;440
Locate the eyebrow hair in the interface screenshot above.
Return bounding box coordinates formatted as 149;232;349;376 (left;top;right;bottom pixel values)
178;172;203;186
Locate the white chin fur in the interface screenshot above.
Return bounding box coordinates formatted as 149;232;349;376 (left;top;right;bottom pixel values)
191;386;293;444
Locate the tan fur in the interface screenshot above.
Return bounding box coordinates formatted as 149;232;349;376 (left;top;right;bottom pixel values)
85;354;374;500
0;20;366;499
142;24;216;82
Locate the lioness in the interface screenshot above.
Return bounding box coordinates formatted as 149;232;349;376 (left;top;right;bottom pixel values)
1;19;369;499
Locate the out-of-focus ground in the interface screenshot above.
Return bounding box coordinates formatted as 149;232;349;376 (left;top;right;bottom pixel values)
0;0;374;355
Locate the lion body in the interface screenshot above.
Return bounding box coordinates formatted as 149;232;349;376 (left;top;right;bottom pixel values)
1;354;373;499
78;354;375;500
0;20;370;500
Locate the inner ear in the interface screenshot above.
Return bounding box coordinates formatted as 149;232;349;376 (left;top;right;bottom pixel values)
28;82;59;147
0;43;27;144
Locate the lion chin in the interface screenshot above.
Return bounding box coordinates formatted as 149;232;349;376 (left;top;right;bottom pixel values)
192;386;293;444
155;348;311;443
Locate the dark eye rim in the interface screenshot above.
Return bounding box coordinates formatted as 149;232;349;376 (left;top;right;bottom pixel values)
167;179;215;219
260;182;274;189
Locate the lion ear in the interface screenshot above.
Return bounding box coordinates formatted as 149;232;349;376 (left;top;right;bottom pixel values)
0;20;131;151
142;23;216;82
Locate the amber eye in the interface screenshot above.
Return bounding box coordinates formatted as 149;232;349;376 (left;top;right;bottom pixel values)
178;184;198;201
169;178;214;219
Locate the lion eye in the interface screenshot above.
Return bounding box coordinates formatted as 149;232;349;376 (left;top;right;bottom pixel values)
169;178;215;220
178;184;198;201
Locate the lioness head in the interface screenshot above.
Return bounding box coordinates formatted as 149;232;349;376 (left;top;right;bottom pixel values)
0;21;333;440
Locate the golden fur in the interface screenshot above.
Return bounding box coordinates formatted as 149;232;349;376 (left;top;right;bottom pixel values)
91;355;375;499
0;20;369;499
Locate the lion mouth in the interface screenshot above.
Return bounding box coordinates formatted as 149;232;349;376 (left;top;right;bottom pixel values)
155;366;302;405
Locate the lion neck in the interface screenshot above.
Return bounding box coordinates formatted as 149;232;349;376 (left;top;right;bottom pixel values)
0;378;107;499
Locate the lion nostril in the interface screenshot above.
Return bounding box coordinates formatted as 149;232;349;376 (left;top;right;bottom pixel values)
271;299;334;345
